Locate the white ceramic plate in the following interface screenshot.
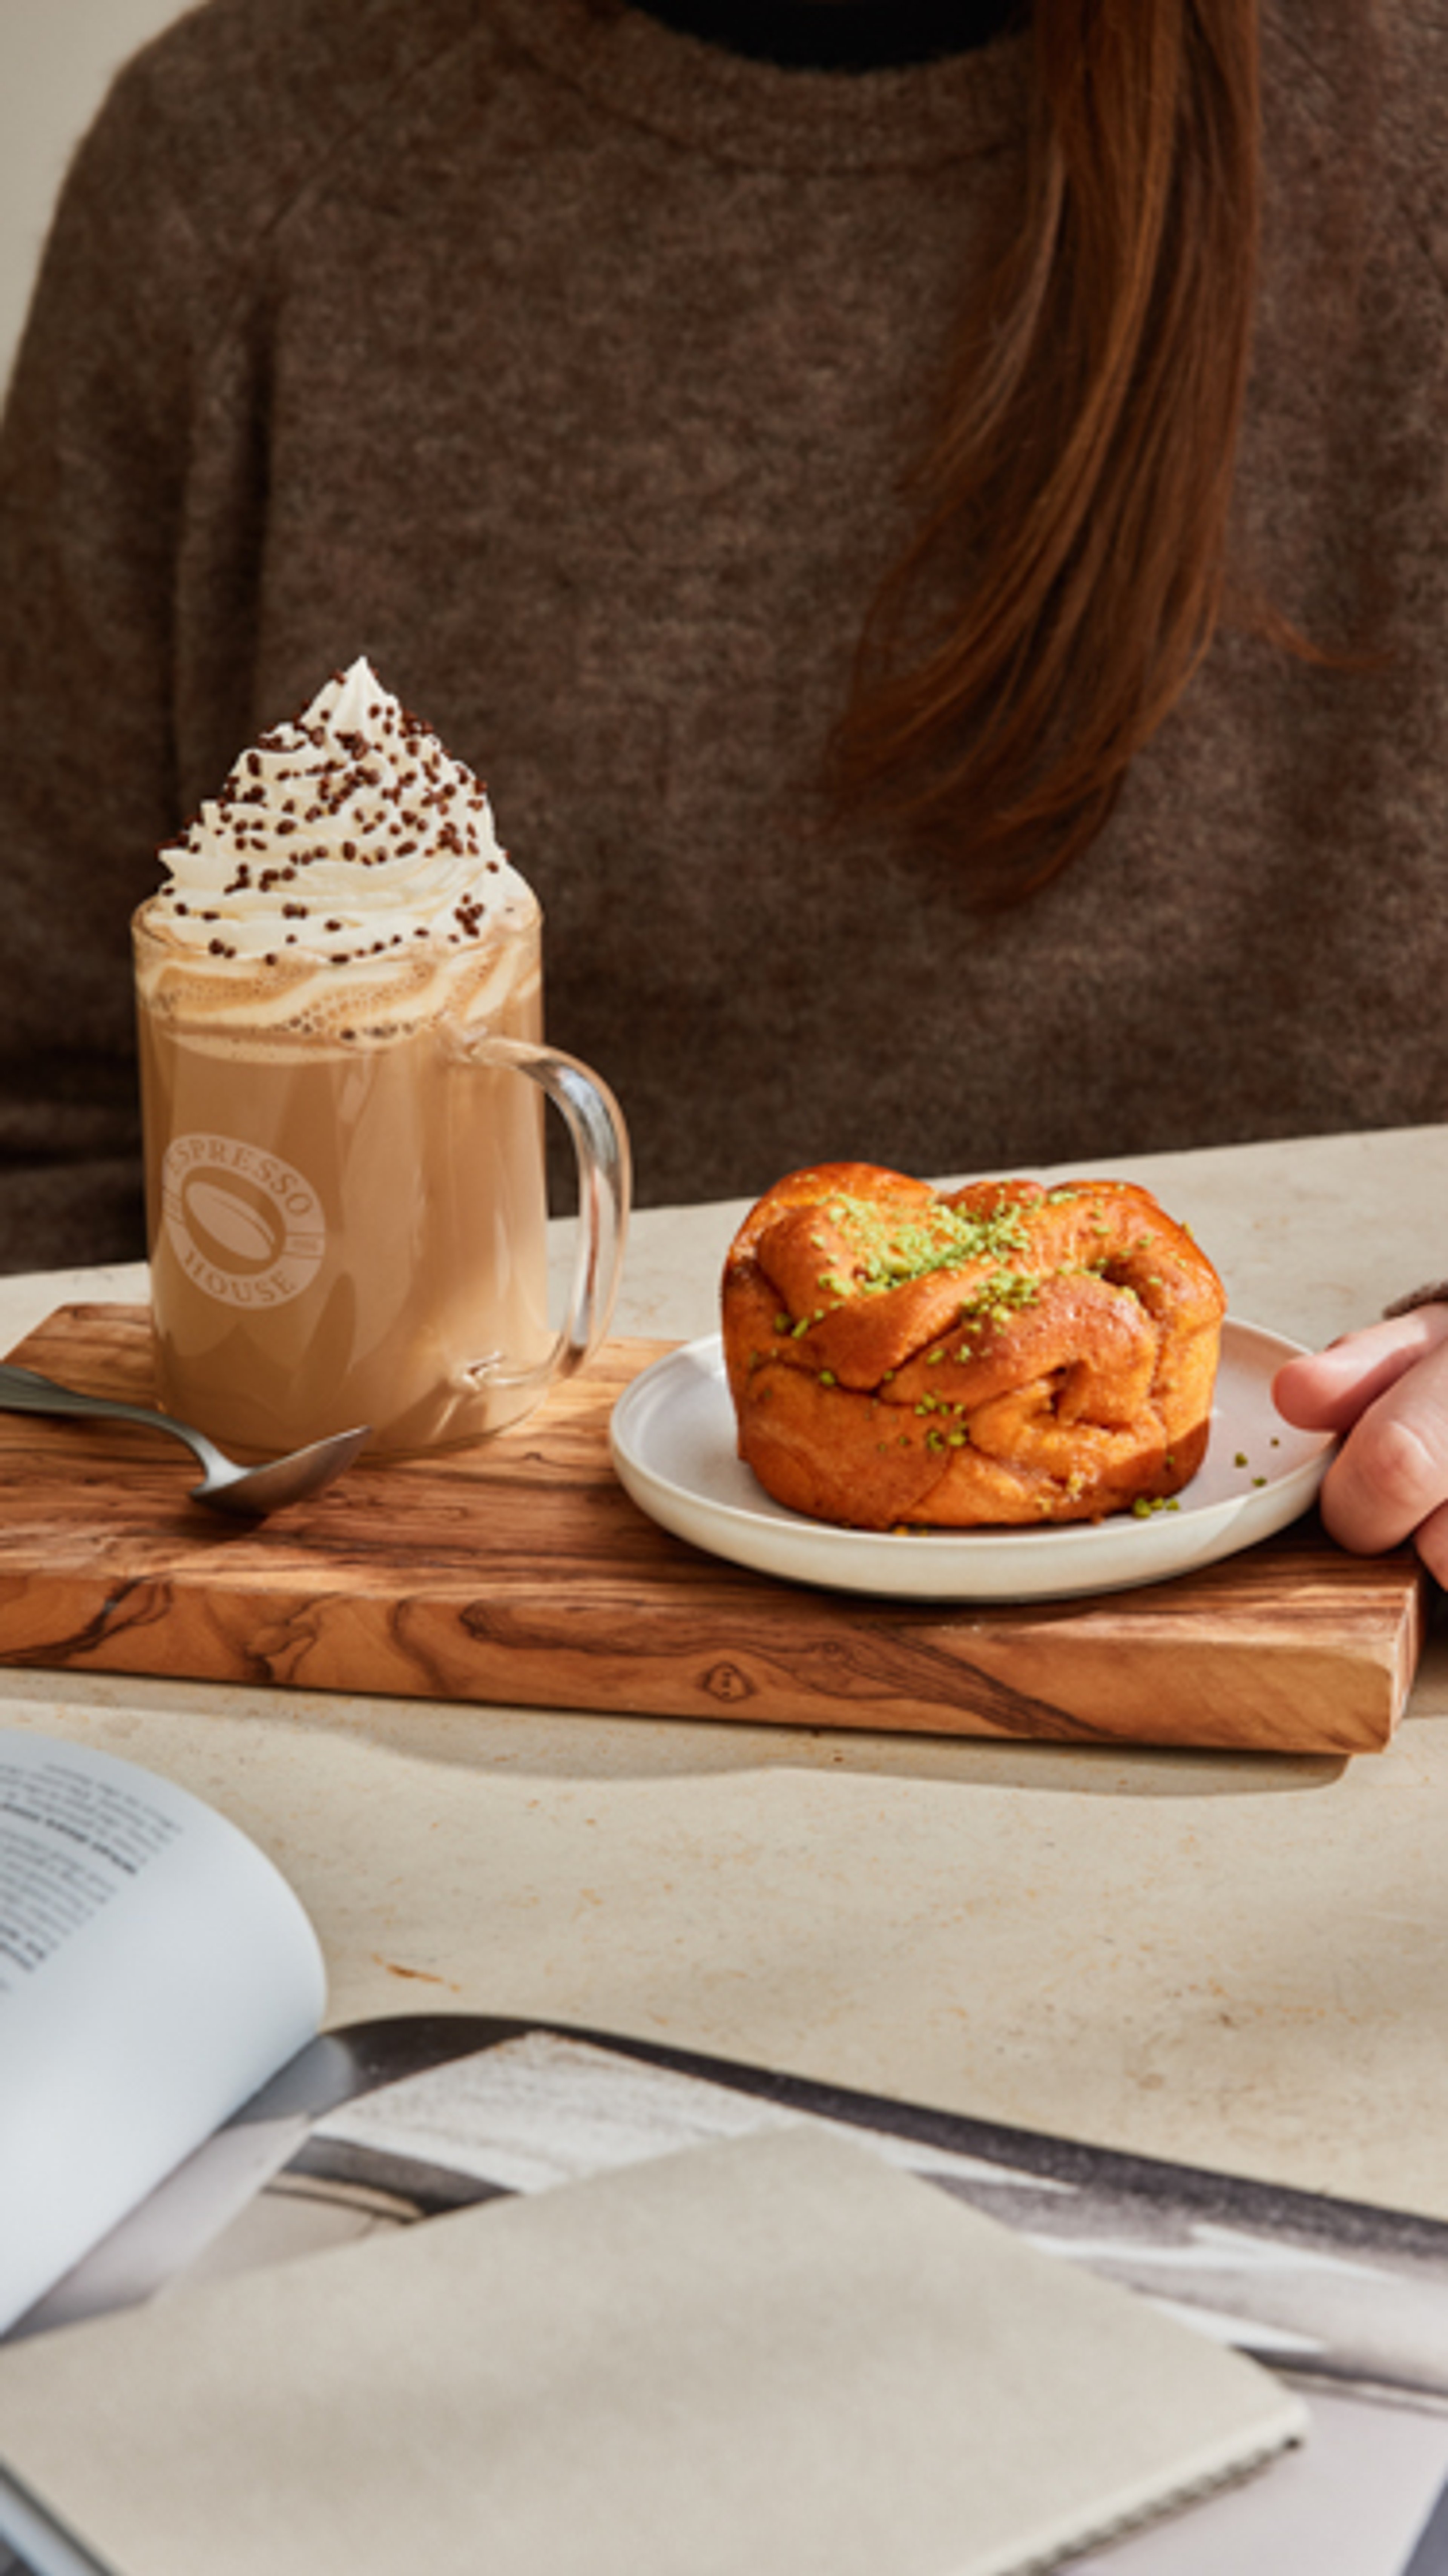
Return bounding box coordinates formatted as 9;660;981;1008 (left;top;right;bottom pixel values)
608;1321;1334;1604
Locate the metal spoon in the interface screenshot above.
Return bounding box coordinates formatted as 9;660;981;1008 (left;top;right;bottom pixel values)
0;1361;370;1518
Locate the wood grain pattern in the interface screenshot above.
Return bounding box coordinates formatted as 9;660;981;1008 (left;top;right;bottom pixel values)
0;1305;1428;1754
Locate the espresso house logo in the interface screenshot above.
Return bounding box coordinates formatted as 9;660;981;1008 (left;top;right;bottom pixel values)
161;1134;326;1309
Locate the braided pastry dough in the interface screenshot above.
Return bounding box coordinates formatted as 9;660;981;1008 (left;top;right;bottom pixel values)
721;1164;1226;1530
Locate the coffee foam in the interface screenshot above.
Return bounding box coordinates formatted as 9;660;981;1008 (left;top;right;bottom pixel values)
147;658;534;1000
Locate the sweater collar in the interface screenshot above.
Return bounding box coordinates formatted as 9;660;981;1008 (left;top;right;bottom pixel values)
489;0;1030;172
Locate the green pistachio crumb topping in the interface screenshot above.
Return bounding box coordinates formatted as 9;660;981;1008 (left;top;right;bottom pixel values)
816;1191;1031;1295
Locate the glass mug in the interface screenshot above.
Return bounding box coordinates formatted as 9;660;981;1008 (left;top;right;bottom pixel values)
132;890;629;1458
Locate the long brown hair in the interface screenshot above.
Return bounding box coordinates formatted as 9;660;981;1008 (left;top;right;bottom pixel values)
825;0;1268;901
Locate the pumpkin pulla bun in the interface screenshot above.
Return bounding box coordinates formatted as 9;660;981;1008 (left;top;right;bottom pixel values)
721;1164;1227;1532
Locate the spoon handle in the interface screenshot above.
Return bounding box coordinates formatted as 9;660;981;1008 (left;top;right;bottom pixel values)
0;1364;210;1465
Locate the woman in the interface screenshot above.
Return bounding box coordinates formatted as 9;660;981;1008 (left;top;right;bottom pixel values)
0;0;1444;1563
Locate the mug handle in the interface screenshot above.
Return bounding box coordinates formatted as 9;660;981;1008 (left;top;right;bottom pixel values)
459;1033;630;1399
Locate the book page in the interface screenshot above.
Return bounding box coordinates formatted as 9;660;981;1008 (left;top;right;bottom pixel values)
0;2126;1305;2576
0;1730;325;2333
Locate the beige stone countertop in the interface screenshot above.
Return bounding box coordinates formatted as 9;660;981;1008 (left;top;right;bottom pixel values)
2;1124;1446;2218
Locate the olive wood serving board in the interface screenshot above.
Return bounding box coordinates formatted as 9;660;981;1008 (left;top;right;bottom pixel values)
0;1305;1428;1755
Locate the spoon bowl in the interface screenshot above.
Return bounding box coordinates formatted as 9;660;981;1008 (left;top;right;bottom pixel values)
0;1362;370;1518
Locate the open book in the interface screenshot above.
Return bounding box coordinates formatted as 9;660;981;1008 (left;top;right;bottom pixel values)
0;1726;324;2335
1;1729;1441;2576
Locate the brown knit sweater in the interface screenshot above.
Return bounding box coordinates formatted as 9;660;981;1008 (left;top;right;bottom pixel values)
0;0;1445;1266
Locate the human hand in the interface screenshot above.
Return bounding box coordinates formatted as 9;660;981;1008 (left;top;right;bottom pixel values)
1273;1305;1448;1581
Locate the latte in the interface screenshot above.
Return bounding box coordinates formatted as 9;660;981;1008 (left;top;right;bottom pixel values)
133;660;626;1458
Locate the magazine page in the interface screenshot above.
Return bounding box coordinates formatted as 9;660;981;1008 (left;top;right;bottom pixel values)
0;1729;326;2333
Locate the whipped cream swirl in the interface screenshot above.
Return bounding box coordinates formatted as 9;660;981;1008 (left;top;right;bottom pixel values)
150;659;533;963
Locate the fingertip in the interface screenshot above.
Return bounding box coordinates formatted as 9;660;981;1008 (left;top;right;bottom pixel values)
1270;1351;1334;1431
1270;1313;1445;1435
